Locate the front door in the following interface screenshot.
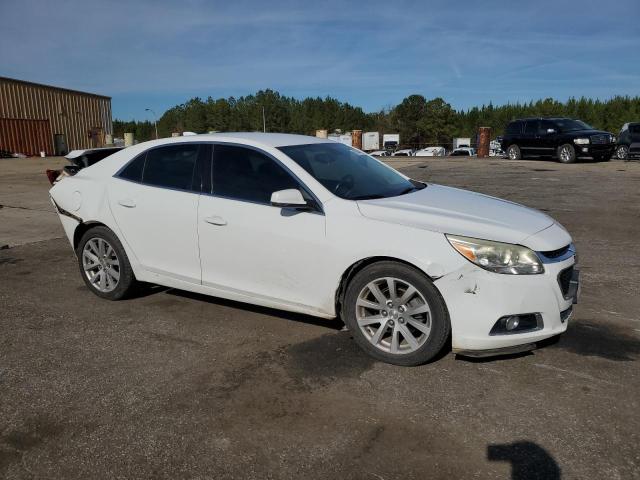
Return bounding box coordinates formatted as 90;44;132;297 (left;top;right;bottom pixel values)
198;144;327;310
108;143;206;283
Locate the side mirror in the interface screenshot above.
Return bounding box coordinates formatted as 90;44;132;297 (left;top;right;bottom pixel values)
270;189;309;209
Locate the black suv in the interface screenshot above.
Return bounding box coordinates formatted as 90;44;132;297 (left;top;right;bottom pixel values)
501;118;615;163
615;122;640;160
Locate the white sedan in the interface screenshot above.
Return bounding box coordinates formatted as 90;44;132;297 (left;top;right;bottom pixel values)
50;133;579;365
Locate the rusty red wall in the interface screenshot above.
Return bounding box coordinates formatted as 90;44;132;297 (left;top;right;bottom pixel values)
0;118;53;156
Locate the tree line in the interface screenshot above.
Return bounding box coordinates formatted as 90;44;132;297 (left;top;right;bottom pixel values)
113;91;640;148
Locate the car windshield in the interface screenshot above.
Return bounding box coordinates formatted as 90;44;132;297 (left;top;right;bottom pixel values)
278;142;424;200
553;119;593;132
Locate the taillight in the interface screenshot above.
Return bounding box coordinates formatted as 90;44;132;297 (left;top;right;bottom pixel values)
46;169;61;185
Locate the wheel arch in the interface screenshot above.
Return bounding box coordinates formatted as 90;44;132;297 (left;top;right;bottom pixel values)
73;221;110;251
334;256;434;319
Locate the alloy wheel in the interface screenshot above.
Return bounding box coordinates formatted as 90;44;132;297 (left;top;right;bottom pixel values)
508;146;518;159
560;146;572;162
617;145;629;160
82;237;120;293
355;277;432;355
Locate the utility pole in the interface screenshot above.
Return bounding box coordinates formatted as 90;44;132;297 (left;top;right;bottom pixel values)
145;108;159;139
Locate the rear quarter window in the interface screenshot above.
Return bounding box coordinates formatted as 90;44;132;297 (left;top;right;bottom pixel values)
505;122;522;135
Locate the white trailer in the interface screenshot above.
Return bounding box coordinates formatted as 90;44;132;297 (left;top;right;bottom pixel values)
453;137;471;149
363;132;380;151
383;133;400;149
328;133;353;147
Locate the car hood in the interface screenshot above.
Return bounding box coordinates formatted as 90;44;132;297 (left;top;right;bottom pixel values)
568;129;611;136
357;184;556;247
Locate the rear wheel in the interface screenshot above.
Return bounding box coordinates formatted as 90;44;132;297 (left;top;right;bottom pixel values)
616;145;629;161
507;144;521;160
77;226;137;300
557;144;576;164
342;261;450;366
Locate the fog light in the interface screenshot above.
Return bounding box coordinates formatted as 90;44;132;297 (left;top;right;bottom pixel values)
582;147;588;153
505;316;520;331
490;313;543;336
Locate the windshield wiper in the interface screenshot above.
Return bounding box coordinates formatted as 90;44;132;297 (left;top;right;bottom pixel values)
351;194;388;200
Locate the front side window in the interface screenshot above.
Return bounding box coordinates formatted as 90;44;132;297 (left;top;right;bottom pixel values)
212;144;300;204
143;144;199;190
553;119;593;132
279;143;422;200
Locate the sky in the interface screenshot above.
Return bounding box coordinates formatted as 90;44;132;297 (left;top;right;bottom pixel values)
1;0;639;121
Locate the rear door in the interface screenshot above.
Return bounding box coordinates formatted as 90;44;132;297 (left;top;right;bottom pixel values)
521;120;541;156
109;143;209;283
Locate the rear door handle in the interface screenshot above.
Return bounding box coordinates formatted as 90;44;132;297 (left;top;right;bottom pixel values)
118;198;136;208
204;216;227;226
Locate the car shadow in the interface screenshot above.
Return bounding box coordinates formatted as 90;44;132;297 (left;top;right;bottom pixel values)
488;441;561;479
164;288;345;331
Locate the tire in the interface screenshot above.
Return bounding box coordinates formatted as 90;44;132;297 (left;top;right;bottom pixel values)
76;226;137;300
507;144;521;160
342;261;450;366
616;145;629;161
557;144;576;164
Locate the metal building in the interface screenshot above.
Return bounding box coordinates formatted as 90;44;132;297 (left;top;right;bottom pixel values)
0;76;112;156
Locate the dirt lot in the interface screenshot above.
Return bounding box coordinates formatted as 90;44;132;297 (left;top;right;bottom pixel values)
1;156;639;479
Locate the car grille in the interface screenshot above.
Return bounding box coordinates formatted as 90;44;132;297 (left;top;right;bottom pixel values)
591;134;611;145
541;244;570;259
558;266;573;297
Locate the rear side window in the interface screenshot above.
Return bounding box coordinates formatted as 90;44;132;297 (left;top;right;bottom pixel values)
539;120;556;134
505;121;522;135
143;144;199;190
118;153;146;182
630;124;640;135
524;120;539;134
212;144;299;204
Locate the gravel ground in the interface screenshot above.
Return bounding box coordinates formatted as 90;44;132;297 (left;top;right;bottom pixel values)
1;156;639;479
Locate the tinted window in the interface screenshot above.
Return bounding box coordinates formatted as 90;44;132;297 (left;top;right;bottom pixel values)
85;148;122;166
629;124;640;135
539;120;557;134
451;150;470;156
143;144;199;190
279;142;421;200
118;153;146;182
553;119;592;132
506;121;522;135
524;120;539;134
212;145;300;204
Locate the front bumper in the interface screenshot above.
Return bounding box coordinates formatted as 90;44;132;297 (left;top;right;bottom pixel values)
435;252;578;355
576;144;615;158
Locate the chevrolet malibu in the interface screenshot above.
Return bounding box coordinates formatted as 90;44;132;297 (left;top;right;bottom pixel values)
50;133;579;366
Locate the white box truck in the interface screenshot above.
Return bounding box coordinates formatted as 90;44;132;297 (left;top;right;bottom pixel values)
453;137;471;149
363;132;380;151
383;133;400;150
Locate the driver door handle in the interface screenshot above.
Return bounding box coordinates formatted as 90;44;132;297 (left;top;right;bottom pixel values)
118;198;136;208
204;216;227;226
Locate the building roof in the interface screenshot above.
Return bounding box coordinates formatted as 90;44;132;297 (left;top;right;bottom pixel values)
0;76;111;99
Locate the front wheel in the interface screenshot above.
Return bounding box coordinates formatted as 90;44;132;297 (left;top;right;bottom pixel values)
507;144;521;160
342;261;450;366
557;144;576;163
616;145;629;161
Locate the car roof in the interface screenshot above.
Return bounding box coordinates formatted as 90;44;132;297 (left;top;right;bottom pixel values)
170;132;333;148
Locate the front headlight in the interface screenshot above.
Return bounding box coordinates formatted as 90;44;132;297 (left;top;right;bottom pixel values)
446;235;544;274
573;138;590;145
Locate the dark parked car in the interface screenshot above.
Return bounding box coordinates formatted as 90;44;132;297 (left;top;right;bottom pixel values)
615;122;640;160
46;147;124;185
501;118;615;163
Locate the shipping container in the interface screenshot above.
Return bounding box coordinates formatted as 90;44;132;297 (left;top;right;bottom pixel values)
453;137;471;149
